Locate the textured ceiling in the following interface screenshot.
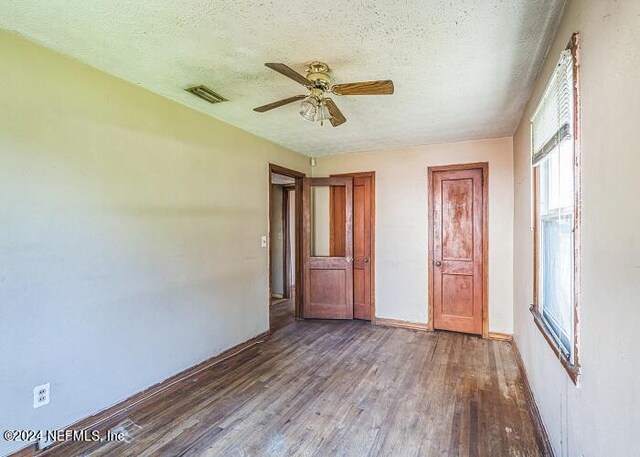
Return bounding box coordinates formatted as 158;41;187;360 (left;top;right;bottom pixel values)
0;0;564;156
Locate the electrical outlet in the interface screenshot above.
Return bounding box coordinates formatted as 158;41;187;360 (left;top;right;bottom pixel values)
33;383;50;408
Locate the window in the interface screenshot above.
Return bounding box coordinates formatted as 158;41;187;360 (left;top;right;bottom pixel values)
531;34;580;383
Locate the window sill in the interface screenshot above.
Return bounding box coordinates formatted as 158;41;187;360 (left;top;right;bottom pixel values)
529;305;580;385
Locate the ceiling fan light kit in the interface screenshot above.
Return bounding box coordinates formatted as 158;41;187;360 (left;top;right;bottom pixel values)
253;61;394;127
300;96;331;124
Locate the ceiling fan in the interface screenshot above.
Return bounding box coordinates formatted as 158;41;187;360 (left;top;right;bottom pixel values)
253;61;394;127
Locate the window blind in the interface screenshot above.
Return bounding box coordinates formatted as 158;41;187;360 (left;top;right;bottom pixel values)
531;49;574;165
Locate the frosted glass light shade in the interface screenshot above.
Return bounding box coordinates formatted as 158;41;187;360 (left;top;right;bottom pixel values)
300;97;318;122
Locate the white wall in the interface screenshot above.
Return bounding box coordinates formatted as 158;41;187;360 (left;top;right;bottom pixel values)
512;1;640;456
313;138;514;333
0;31;309;456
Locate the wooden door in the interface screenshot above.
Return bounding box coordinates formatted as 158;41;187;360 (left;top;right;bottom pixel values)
330;174;374;320
303;177;354;319
430;166;486;335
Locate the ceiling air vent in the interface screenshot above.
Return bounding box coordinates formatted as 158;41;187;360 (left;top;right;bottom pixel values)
185;85;227;104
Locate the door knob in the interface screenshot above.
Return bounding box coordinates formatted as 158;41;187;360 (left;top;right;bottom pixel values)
363;257;370;263
346;256;353;263
434;260;442;267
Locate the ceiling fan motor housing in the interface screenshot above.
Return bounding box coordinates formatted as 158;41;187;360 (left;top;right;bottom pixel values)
306;61;331;90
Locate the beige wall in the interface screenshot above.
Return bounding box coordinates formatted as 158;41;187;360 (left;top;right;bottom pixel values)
512;1;640;456
313;137;514;333
0;30;309;455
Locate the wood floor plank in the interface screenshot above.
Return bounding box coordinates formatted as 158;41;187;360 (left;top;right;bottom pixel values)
43;321;547;457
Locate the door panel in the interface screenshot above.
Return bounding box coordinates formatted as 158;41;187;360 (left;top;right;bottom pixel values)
441;274;474;316
303;177;353;319
431;168;484;335
442;179;474;261
351;176;372;320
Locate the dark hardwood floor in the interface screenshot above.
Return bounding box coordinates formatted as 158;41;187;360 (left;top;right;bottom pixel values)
45;321;547;456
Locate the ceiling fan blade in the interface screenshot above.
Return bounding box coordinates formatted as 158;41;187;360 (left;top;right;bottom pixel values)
265;63;312;87
253;95;307;113
332;80;394;96
324;98;346;127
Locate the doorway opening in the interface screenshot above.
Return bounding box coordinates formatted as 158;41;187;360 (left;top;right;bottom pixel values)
299;172;376;321
270;167;376;326
269;164;304;332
